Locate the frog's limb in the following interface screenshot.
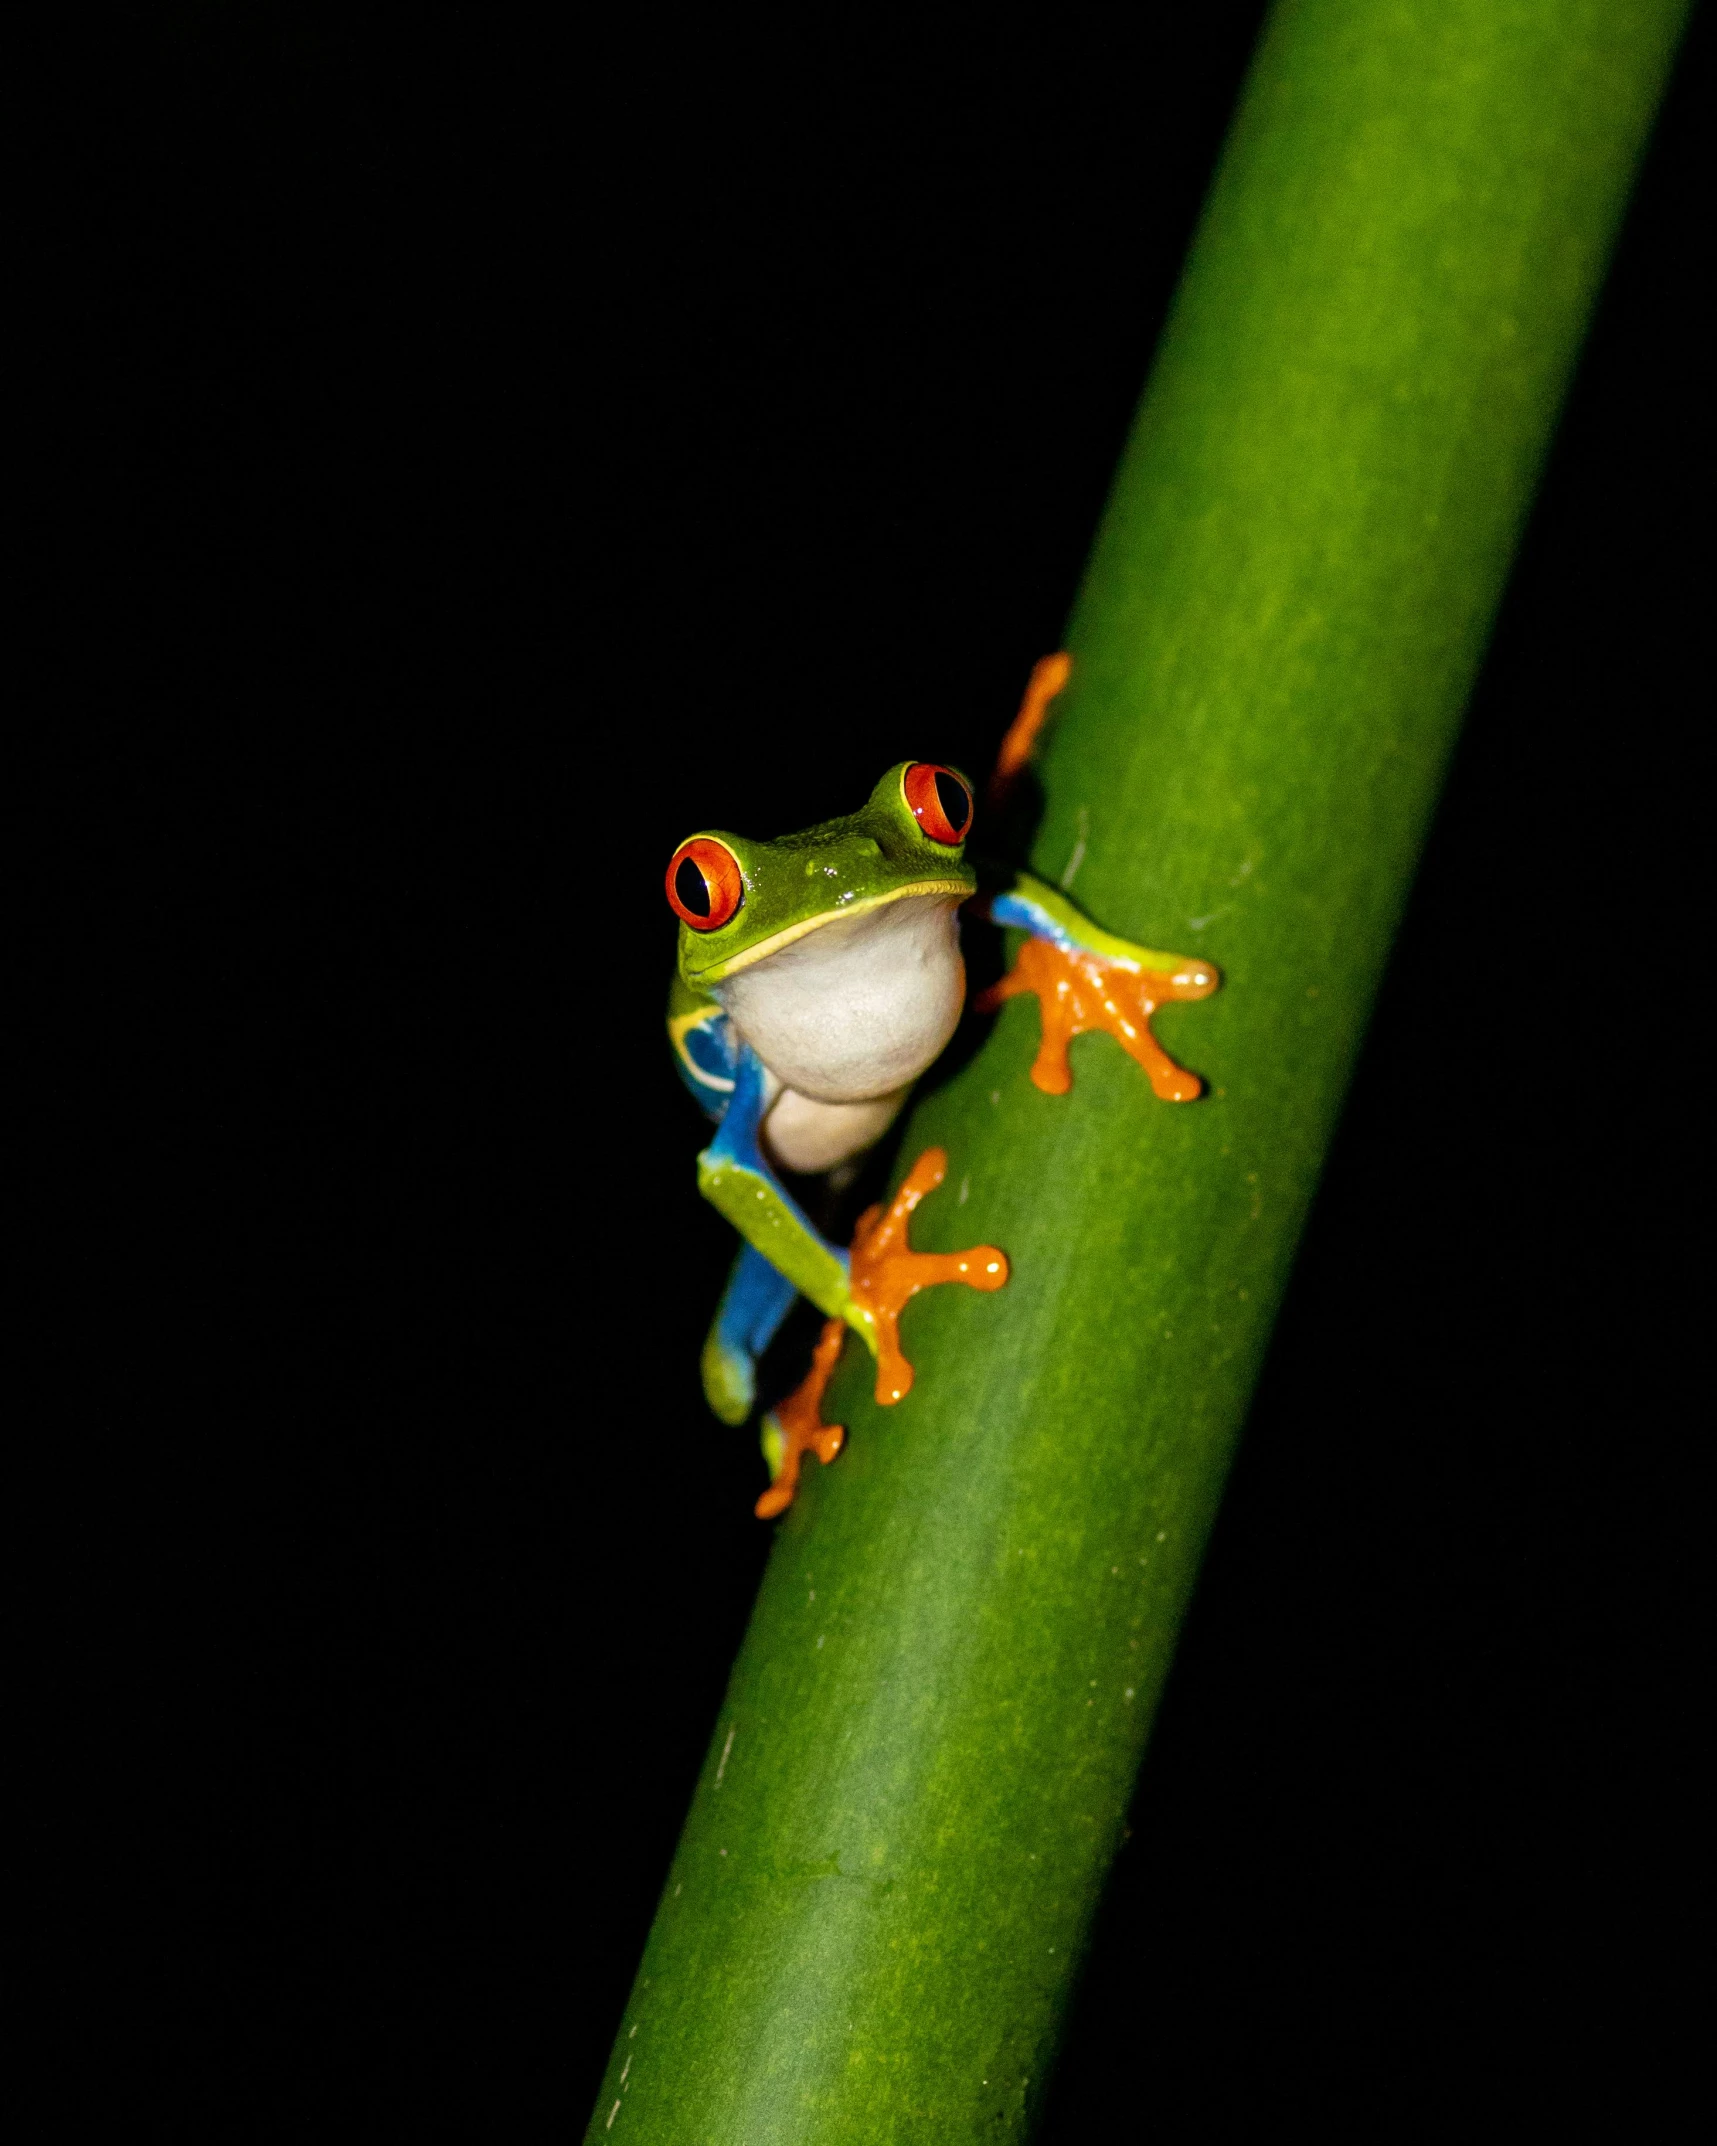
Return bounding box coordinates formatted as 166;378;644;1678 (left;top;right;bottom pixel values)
756;1316;848;1519
697;1044;854;1328
987;651;1071;805
978;871;1220;1100
986;872;1207;975
753;1152;1009;1518
698;1053;1011;1439
701;1243;801;1425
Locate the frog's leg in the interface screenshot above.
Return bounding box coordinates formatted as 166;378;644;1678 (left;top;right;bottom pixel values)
978;872;1220;1100
753;1155;1011;1519
988;650;1071;805
701;1242;800;1425
696;1043;855;1424
699;1048;1011;1474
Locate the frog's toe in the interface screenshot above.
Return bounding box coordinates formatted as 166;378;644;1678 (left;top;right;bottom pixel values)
845;1149;1009;1406
701;1328;756;1425
760;1411;787;1481
755;1317;848;1520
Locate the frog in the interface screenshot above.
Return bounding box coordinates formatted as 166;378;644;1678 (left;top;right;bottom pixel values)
665;654;1220;1517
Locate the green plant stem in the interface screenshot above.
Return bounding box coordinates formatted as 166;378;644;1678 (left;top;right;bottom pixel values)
590;4;1689;2138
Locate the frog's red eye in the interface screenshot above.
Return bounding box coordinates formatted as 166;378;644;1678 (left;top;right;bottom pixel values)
666;837;745;931
903;763;973;845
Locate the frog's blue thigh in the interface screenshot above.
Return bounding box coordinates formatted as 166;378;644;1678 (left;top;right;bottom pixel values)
705;1243;798;1423
699;1044;801;1425
697;1040;848;1422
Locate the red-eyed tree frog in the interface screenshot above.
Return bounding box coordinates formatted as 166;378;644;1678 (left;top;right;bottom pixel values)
665;656;1219;1515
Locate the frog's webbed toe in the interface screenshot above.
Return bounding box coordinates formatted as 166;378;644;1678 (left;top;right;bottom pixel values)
844;1146;1009;1405
752;1147;1009;1517
978;939;1217;1099
979;875;1219;1100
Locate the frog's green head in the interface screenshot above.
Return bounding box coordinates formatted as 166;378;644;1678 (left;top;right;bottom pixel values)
666;761;977;991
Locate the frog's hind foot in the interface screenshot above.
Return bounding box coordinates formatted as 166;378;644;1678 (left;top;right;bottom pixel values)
757;1318;848;1519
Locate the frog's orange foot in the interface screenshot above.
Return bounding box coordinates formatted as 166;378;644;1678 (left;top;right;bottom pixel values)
756;1317;848;1520
975;936;1217;1101
848;1146;1008;1406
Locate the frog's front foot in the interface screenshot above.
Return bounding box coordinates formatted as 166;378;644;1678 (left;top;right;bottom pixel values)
976;937;1218;1100
846;1146;1008;1406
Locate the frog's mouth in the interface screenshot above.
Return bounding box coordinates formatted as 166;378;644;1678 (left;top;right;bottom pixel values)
685;878;972;988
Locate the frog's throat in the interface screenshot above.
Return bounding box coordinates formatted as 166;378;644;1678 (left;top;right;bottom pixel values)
684;877;972;988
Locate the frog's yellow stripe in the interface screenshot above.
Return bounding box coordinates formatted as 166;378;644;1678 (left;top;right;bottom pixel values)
668;1007;735;1093
685;878;971;987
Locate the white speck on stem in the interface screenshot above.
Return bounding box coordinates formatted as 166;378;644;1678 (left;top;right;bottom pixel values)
620;2056;631;2084
958;1174;970;1205
606;2101;620;2131
1059;808;1089;890
816;1635;826;1649
714;1725;736;1786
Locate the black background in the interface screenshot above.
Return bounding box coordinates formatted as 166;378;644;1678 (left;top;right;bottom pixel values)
52;5;1701;2135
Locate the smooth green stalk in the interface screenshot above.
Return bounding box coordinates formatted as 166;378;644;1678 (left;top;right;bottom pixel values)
591;5;1688;2138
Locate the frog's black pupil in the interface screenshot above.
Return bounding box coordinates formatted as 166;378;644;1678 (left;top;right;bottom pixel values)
676;855;712;917
934;769;971;837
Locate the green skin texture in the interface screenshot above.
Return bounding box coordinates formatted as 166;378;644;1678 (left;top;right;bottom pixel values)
591;4;1690;2139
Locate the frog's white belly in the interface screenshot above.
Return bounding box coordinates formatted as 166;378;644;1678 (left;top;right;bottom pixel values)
761;1082;910;1175
715;892;966;1107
